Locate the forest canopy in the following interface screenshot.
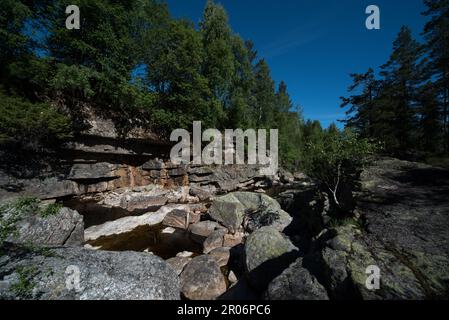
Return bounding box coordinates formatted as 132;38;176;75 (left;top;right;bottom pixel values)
0;0;448;169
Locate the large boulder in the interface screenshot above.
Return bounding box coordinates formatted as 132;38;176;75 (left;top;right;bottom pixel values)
244;226;298;290
0;245;180;300
180;255;227;300
265;258;328;300
245;226;298;273
208;194;245;233
208;192;292;233
5;207;84;246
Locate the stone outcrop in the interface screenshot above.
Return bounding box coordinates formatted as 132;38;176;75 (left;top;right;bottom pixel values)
0;244;180;300
308;158;449;300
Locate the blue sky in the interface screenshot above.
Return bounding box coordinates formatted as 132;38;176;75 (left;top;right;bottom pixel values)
165;0;427;128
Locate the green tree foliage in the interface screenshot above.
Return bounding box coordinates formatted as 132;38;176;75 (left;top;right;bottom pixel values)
46;0;168;112
342;2;449;157
200;0;235;106
302;128;378;210
1;0;388;170
275;82;303;169
417;82;444;152
341;24;447;156
0;90;72;149
379;26;424;151
143;20;217;130
340;69;381;138
226;36;255;129
251;59;276;128
422;0;449;149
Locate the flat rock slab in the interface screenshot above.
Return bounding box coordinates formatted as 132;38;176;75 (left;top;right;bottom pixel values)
0;245;180;300
318;158;449;299
85;203;205;242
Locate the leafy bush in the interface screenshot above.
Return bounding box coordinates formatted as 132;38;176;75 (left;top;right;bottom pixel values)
0;91;73;149
302;128;379;211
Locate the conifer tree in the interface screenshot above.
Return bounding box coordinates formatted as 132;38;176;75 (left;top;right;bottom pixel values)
200;0;235;106
379;26;424;151
422;0;449;150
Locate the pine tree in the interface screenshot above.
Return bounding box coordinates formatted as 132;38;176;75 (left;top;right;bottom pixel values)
417;82;443;152
227;36;255;129
275;81;303;168
200;0;235;106
340;69;381;138
422;0;449;150
251;59;276;128
379;26;424;152
143;20;216;130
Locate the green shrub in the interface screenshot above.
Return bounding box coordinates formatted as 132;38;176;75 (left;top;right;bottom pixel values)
0;91;73;149
302;128;379;210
